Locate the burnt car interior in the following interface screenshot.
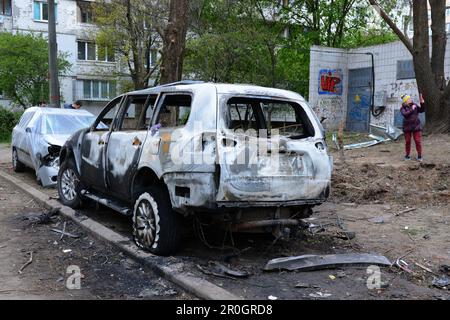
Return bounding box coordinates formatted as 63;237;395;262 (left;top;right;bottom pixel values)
156;94;192;128
119;95;157;131
226;97;315;139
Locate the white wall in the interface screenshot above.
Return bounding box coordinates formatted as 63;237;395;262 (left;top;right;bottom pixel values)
309;38;450;131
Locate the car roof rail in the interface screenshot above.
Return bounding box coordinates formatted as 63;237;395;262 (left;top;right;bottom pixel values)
156;80;204;88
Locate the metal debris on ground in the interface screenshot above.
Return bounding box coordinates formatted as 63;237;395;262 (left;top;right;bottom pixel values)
432;276;450;289
51;228;80;239
18;251;33;274
333;231;356;240
264;253;391;272
439;265;450;275
309;292;332;298
197;261;249;279
295;282;320;289
394;258;414;274
23;208;59;224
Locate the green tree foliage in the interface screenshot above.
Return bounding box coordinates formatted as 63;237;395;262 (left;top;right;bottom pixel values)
92;0;167;89
0;106;22;142
185;0;395;98
0;32;70;108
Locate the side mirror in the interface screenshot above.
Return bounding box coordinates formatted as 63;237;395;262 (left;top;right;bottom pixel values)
26;127;32;133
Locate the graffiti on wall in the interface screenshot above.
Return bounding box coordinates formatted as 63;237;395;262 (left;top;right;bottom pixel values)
314;96;344;129
319;69;343;95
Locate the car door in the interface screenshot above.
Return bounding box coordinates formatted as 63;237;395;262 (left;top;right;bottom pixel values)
80;96;123;191
105;94;157;200
14;111;36;167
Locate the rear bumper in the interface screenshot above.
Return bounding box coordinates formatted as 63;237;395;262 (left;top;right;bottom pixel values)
217;198;327;208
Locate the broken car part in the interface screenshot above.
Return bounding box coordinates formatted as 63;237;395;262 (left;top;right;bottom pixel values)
264;253;392;271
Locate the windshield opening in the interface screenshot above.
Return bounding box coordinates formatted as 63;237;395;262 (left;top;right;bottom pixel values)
225;97;315;139
42;114;96;135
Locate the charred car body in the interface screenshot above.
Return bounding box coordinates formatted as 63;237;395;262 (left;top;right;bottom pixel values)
57;82;332;255
11;107;97;187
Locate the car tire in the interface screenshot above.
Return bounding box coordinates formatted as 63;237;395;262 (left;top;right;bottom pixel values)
132;186;182;256
12;148;26;172
58;158;82;209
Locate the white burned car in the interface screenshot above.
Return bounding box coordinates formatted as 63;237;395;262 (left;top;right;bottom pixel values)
11;107;97;187
57;82;332;255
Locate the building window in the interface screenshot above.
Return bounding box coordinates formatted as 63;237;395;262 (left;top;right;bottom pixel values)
34;1;58;22
447;23;450;33
446;7;450;16
149;49;158;66
77;1;93;23
397;60;415;80
1;0;12;16
77;41;115;62
79;80;116;100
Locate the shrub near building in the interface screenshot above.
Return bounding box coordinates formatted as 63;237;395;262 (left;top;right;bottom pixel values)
0;107;22;143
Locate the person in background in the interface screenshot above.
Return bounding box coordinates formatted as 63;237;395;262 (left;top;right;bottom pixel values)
38;101;47;107
400;93;425;162
64;100;82;109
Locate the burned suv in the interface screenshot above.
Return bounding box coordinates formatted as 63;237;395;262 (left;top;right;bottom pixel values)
57;82;332;255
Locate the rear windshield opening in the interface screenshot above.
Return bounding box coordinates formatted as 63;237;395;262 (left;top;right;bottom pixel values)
225;97;315;139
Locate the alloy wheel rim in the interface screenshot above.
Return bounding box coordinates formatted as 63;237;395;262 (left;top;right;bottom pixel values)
60;168;78;201
12;150;17;168
135;199;156;247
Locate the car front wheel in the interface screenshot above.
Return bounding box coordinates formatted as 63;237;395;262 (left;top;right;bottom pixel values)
58;159;82;208
132;186;181;256
12;148;26;172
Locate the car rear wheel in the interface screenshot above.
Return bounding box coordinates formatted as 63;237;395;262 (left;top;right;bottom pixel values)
58;159;82;208
132;186;181;256
12;148;26;172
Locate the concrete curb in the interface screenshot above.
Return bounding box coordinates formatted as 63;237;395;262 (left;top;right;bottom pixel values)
0;170;240;300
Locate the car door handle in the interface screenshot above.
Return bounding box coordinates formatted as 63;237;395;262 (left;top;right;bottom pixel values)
98;139;105;145
132;137;142;146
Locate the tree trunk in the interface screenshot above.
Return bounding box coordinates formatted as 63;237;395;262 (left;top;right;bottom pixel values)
160;0;190;85
412;0;447;132
368;0;450;133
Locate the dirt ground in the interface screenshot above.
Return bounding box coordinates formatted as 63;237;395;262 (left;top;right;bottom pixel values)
1;135;449;300
0;174;192;300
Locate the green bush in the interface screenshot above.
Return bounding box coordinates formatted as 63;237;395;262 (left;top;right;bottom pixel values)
0;106;22;143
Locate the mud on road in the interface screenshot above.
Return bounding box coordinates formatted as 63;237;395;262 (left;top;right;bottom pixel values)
1;137;449;300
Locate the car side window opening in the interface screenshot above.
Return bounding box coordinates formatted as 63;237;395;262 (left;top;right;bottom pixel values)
155;94;192;128
226;97;315;139
119;95;157;131
18;112;35;129
93;97;122;131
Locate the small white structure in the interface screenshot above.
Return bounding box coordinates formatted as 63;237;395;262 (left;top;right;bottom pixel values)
308;39;450;131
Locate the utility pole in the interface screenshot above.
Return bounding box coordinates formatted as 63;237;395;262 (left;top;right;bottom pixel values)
48;0;60;108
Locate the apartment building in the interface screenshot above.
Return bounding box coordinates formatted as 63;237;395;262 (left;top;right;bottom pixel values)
0;0;135;115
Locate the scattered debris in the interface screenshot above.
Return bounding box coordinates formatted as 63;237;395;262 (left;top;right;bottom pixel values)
295;282;320;289
264;253;391;272
394;208;417;217
432;276;450;289
333;231;356;240
51;228;80;239
369;215;391;224
439;265;450;275
18;251;33;274
23;208;59;224
309;292;332;298
268;295;278;300
414;262;437;275
139;288;178;298
394;259;414;274
197;262;249;280
62;249;72;253
329;275;336;280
